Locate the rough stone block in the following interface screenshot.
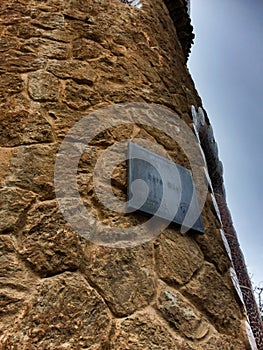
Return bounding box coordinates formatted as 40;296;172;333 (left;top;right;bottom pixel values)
1;272;112;349
0;73;24;100
0;235;36;336
72;38;105;60
155;230;204;285
0;51;45;73
22;38;70;60
62;80;100;110
182;262;244;335
47;60;96;85
195;228;231;274
110;309;183;349
18;201;83;277
0;187;35;234
4;144;57;200
0;110;53;147
156;283;211;340
28;70;61;101
83;243;155;317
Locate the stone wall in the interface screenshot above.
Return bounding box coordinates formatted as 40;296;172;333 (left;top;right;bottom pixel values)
0;0;257;349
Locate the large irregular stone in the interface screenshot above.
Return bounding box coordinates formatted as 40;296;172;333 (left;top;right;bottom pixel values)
22;38;70;60
0;36;21;53
0;73;24;101
155;230;204;285
31;12;65;30
182;262;245;335
83;243;156;317
0;187;36;234
110;309;183;349
62;80;100;110
156;282;211;340
72;37;106;60
1;272;112;349
47;60;96;85
0;110;53;147
38;102;87;139
18;200;84;277
0;51;45;73
0;235;36;336
195;227;231;274
5;144;57;200
28;70;61;101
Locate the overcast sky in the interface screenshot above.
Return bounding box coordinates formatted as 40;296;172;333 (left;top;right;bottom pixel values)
188;0;263;288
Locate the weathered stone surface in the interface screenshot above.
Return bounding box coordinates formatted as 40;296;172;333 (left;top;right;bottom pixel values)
0;36;21;53
200;197;222;231
47;60;96;85
0;187;35;234
18;201;83;277
63;80;100;110
5;144;57;200
0;110;53;147
83;243;155;316
195;228;231;274
22;38;70;60
38;102;87;139
31;12;65;30
0;51;45;73
1;272;112;349
182;262;244;335
0;73;24;101
110;309;183;349
28;70;61;101
0;235;36;336
5;20;42;39
72;38;105;60
156;282;211;340
155;230;204;285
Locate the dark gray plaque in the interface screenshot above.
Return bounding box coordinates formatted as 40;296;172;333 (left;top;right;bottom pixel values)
127;142;204;233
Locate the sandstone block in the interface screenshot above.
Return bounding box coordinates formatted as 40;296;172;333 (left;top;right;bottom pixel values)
23;38;70;60
72;38;105;60
28;70;60;101
18;201;83;277
0;187;35;234
0;235;36;336
110;309;182;349
0;51;45;73
0;148;14;184
47;60;96;85
0;110;53;147
63;80;100;110
182;262;244;335
5;144;57;200
83;243;155;317
195;228;231;274
187;334;247;350
32;12;65;30
156;283;211;340
2;272;112;349
0;73;24;100
0;36;21;53
6;20;42;39
155;230;204;285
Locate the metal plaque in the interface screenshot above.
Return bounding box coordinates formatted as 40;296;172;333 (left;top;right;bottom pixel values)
127;142;204;233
